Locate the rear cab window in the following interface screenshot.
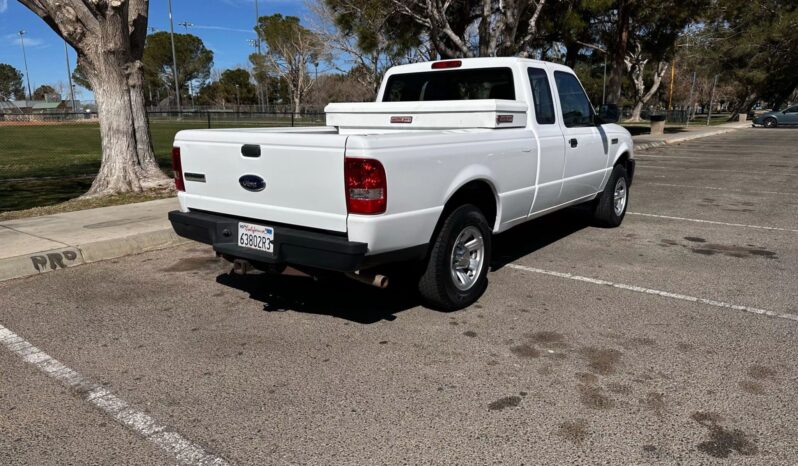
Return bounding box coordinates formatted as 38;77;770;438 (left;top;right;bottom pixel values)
382;68;515;102
527;67;556;124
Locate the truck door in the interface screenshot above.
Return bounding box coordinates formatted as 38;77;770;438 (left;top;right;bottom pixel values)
553;71;607;202
527;66;566;214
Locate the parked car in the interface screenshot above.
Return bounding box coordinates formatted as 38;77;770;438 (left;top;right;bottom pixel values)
168;57;634;310
753;105;798;127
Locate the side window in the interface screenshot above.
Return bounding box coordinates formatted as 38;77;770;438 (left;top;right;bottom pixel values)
527;68;555;124
786;106;798;113
553;71;594;127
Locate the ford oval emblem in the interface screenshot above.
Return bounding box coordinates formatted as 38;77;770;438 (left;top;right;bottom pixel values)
239;174;266;192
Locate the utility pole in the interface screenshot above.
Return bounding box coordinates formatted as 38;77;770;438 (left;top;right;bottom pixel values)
685;71;696;127
167;0;182;113
667;59;676;110
706;74;718;126
178;21;195;109
254;0;266;112
18;31;33;101
63;40;77;111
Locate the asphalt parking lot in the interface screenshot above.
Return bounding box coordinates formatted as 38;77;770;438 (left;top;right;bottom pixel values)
1;127;797;465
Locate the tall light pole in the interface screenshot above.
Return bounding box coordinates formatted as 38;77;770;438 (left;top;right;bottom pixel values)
63;40;77;111
178;21;195;108
18;31;33;101
254;0;266;111
686;71;696;127
167;0;182;113
254;0;262;55
706;74;718;126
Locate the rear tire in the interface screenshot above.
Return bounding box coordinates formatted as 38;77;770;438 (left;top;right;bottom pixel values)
764;117;778;128
592;164;629;228
418;205;491;311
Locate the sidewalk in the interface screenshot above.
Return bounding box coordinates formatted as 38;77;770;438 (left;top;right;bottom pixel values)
631;121;751;151
0;121;751;282
0;198;186;282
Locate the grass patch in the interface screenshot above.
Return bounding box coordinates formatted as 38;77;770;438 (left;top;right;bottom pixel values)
0;188;175;221
0;117;322;212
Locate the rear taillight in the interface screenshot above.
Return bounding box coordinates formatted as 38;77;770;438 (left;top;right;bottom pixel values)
171;147;185;192
345;158;386;214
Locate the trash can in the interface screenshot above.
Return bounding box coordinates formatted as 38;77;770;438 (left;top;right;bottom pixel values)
649;114;666;136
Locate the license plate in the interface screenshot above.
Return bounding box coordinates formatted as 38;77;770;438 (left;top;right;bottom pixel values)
238;222;274;254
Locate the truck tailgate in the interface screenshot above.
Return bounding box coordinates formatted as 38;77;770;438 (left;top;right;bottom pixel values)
174;128;349;233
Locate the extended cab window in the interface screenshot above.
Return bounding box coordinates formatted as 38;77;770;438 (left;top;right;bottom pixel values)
382;68;515;102
554;71;594;127
527;68;555;124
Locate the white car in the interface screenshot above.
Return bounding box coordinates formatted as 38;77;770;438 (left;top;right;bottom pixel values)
169;57;634;310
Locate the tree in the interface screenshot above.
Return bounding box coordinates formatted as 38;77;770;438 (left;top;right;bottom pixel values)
256;14;325;114
0;63;24;101
32;84;60;101
142;31;213;104
197;68;258;107
604;0;707;108
305;72;374;107
701;0;798;116
390;0;547;58
18;0;168;196
313;0;423;96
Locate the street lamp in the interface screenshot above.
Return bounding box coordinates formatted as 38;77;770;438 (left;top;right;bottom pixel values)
178;21;195;108
167;0;182;113
18;31;33;102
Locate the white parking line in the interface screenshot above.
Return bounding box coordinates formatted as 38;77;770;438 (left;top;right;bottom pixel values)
628;212;798;233
642;182;798;196
635;154;744;161
639;165;798;176
0;324;229;466
507;264;798;322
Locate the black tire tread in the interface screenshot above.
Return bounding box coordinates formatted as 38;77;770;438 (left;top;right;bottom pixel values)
418;204;491;311
593;164;629;228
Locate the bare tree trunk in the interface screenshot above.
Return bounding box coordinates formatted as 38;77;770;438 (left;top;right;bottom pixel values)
85;54;144;196
629;101;645;121
128;62;168;184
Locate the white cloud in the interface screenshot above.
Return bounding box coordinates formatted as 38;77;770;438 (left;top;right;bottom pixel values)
0;0;8;14
5;33;47;48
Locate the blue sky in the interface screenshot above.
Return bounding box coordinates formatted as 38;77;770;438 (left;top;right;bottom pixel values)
0;0;307;99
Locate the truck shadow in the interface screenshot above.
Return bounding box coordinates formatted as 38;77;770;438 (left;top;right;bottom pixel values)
216;271;418;324
215;207;590;323
490;206;592;270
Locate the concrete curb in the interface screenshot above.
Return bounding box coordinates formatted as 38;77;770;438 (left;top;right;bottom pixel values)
633;125;747;151
0;228;188;283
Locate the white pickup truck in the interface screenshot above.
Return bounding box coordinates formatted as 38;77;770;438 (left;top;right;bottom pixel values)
169;57;634;310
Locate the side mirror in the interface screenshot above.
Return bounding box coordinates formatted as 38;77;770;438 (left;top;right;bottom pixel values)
597;104;620;124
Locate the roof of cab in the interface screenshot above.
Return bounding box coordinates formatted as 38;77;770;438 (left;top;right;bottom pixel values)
384;57;573;75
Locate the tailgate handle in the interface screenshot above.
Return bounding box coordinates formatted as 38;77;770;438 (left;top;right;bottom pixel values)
241;144;261;158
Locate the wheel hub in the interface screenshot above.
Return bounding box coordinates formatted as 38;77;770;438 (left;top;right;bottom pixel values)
613;177;627;216
450;226;485;291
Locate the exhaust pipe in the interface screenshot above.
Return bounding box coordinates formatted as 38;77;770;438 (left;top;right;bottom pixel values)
346;271;389;289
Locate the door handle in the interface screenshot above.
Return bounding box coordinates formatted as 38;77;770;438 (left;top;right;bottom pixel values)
569;138;578;148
